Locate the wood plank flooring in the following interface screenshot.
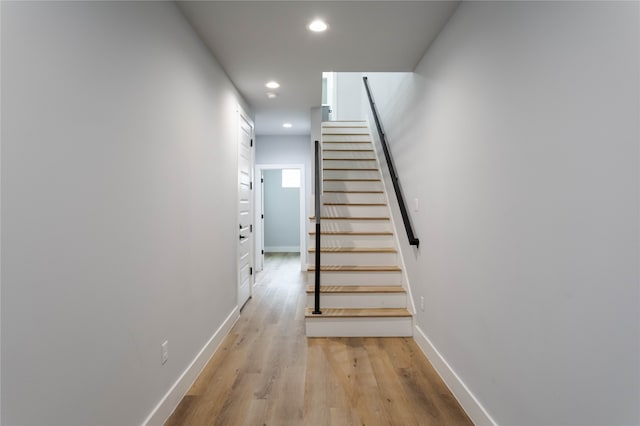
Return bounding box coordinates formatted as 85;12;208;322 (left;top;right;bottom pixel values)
165;253;472;426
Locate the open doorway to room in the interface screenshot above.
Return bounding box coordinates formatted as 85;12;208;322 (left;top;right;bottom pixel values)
254;164;306;273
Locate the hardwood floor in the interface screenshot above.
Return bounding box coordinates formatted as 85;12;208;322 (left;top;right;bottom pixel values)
165;253;472;426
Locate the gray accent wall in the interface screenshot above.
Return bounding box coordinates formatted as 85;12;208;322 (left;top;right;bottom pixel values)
365;2;639;425
263;170;300;252
1;2;250;424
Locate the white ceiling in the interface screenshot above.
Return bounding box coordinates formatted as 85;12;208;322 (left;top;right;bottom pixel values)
177;1;459;135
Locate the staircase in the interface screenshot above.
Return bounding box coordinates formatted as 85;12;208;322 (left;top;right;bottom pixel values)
304;121;413;337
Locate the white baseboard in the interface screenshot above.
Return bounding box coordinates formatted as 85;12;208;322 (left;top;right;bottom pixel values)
413;325;496;426
142;307;240;426
264;246;300;253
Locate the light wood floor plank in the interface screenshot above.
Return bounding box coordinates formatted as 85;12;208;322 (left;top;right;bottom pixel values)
165;253;472;426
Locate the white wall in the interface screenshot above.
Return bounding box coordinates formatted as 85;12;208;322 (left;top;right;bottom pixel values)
366;2;639;425
1;2;250;425
263;170;300;252
255;135;312;170
335;72;366;121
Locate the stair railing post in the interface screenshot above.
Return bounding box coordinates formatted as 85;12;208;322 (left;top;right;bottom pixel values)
313;139;322;314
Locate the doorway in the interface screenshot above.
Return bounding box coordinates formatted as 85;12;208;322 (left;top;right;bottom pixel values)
254;164;306;273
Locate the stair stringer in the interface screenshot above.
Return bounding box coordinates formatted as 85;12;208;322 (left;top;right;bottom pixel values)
364;119;417;316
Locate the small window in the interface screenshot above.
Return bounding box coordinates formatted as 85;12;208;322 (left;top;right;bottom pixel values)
282;169;300;188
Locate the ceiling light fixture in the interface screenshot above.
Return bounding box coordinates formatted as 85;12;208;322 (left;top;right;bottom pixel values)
265;81;280;89
266;92;277;99
308;19;328;32
283;123;293;128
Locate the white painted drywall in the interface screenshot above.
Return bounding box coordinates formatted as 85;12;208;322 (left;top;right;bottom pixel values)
256;135;312;170
254;135;310;209
366;2;639;425
310;106;322;194
263;170;301;252
335;72;366;121
1;2;250;424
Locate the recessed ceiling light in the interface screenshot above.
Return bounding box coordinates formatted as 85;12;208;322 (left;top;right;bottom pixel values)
266;92;277;99
265;81;280;89
283;123;293;128
308;19;328;32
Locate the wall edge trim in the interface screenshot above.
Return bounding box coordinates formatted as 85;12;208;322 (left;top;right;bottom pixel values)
413;324;497;426
142;306;240;426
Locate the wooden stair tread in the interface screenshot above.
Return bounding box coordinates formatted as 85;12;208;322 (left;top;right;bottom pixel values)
306;285;405;293
309;216;390;221
323;190;384;194
309;231;393;235
308;247;396;253
323;120;366;122
323;168;379;171
323;178;381;182
323;158;377;161
308;265;402;272
322;202;386;206
322;142;371;144
305;308;411;318
322;124;368;129
323;149;374;152
322;135;370;137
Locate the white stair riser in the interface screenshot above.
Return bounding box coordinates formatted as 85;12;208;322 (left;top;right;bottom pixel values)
305;316;412;337
323;134;371;142
306;293;406;309
323;170;380;180
323;180;384;191
309;251;397;266
323;151;376;160
310;219;392;232
322;160;378;169
322;205;388;218
322;192;386;204
307;270;402;285
322;121;366;127
322;144;372;151
322;127;369;135
310;234;395;248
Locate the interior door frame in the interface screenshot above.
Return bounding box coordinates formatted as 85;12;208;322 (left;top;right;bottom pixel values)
254;163;307;272
237;105;255;308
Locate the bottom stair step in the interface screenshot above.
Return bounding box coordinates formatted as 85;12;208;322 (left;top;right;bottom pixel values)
305;285;405;293
305;308;410;318
305;308;412;337
305;286;407;308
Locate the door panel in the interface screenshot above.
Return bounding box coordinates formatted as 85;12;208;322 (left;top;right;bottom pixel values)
237;111;253;308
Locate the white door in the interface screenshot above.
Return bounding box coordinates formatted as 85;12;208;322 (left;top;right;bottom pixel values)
237;110;254;309
255;170;265;272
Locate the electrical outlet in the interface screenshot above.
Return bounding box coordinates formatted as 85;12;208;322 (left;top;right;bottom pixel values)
161;340;169;365
414;198;419;212
420;296;425;312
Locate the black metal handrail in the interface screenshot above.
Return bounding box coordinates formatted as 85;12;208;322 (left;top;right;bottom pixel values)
312;140;322;314
363;76;420;247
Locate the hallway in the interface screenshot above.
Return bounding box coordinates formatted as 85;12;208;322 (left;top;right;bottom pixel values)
166;254;471;425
